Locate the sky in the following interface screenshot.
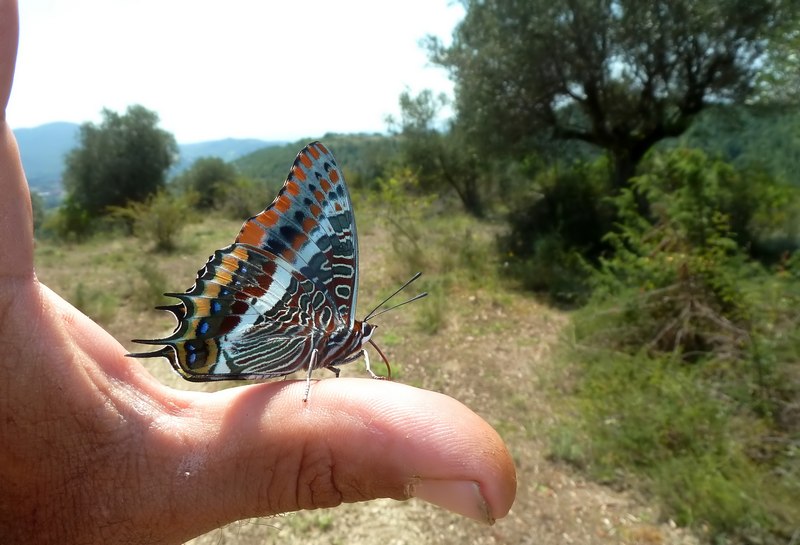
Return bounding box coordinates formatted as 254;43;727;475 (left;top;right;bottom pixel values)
8;0;464;143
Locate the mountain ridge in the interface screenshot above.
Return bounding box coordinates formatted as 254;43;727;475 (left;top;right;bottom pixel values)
13;121;283;204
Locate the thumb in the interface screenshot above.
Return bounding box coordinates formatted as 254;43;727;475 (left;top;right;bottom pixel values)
145;378;516;542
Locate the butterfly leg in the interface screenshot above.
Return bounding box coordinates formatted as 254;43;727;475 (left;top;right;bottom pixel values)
362;349;387;381
303;348;319;403
335;349;388;380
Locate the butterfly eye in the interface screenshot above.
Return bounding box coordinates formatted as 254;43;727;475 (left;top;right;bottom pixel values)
362;323;377;342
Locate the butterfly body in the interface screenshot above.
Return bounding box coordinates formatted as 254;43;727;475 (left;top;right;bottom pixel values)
130;142;380;389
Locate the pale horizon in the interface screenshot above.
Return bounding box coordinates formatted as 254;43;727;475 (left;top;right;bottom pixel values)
8;0;463;143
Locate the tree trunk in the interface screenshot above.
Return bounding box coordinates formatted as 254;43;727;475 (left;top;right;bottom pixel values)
611;149;636;191
611;147;650;215
461;179;485;218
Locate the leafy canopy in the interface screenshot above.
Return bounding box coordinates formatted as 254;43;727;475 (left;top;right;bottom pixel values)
392;90;485;217
172;156;238;209
429;0;800;186
63;105;177;217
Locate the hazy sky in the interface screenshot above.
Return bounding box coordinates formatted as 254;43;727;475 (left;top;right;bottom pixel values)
8;0;463;143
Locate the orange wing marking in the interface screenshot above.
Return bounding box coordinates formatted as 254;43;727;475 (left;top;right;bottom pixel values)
292;165;307;181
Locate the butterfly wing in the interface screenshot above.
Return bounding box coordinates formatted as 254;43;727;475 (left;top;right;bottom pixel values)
236;141;359;327
130;141;360;380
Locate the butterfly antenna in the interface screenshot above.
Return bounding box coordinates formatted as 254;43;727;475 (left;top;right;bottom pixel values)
364;292;428;321
363;272;427;322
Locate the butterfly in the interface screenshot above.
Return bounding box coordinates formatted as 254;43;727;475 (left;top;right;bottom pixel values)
129;141;425;400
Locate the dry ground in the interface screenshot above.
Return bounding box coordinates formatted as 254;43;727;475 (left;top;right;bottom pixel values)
34;216;701;545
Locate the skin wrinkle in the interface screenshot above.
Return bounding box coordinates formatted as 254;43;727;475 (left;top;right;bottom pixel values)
273;443;299;511
298;405;365;506
327;412;394;502
249;452;277;515
36;319;173;542
293;440;311;511
303;441;341;509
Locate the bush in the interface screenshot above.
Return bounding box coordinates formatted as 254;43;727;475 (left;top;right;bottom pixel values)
502;158;614;302
109;190;196;252
506;232;592;303
590;148;796;359
30;190;46;234
369;168;435;280
172;156;238;210
555;148;800;543
42;196;93;241
217;177;269;220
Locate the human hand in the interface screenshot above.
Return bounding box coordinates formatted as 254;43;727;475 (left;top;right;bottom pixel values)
0;2;515;543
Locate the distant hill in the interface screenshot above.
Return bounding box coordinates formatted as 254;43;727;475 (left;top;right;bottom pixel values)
172;138;285;174
677;106;800;185
235;133;399;191
14;122;79;204
12;121;282;206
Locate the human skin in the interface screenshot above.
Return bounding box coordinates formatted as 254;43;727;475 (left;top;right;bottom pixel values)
0;1;516;543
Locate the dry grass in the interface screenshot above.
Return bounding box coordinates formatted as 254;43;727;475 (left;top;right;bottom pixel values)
34;208;701;545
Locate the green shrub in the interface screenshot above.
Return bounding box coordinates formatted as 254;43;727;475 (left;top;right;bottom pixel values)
502;158;614;301
128;261;170;310
109;190;196;252
555;148;800;543
172;156;238;209
370;168;435;280
592;149;759;359
506;232;592;304
42;196;93;241
218;177;268;220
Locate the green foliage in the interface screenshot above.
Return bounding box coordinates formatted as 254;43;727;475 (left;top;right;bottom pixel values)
108;190;195;252
235;134;399;191
30;190;45;234
754;13;800;105
170;155;268;220
555;350;798;540
63;105;177;219
429;0;800;187
554;147;800;542
42;195;93;241
369;168;434;279
502;158;614;302
365;169;501;334
679;105;800;189
172;156;238;209
592;149;797;356
414;278;447;334
392;89;486;216
216;177;269;221
127;261;170;311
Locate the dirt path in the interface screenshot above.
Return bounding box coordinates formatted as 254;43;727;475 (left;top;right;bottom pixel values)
188;227;701;545
34;217;703;545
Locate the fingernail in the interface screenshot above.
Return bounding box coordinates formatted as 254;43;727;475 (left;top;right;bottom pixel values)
408;479;493;524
